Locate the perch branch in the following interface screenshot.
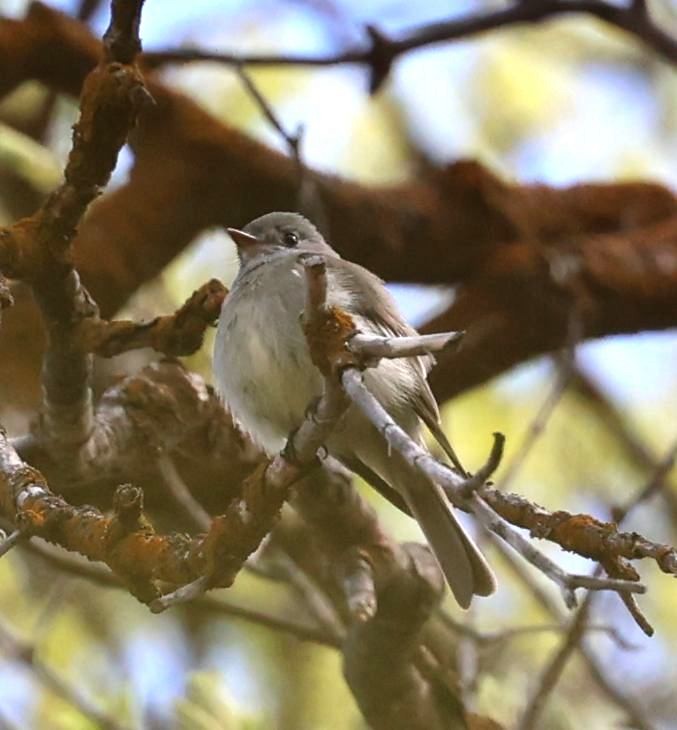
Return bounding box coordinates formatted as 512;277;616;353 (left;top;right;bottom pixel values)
348;330;464;361
0;260;353;609
340;368;657;615
0;408;333;606
480;486;677;577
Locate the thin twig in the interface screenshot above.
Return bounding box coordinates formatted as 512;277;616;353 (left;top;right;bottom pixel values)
142;0;677;94
348;330;464;361
613;439;677;523
476;622;636;651
268;550;345;637
491;537;654;730
234;64;302;162
195;593;343;647
0;529;24;558
149;575;212;612
233;63;326;226
341;367;647;606
512;446;677;728
471;494;644;605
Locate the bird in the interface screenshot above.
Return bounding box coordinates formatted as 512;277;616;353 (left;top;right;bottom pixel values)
213;211;496;607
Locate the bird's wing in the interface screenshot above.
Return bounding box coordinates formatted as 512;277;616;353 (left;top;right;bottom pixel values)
328;258;466;474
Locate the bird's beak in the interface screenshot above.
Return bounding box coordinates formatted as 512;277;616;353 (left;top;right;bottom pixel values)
227;227;261;249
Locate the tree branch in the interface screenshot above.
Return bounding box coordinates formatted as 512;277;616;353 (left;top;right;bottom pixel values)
142;0;677;93
75;279;226;357
0;0;151;469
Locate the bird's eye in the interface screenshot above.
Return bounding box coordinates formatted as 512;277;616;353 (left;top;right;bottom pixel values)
283;231;299;248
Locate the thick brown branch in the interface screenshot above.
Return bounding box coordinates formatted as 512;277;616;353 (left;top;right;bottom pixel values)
426;215;677;399
291;467;474;730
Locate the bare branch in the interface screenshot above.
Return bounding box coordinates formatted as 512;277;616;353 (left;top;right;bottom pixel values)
76;279;227;358
267;550;345;638
2;6;674;410
142;0;677;93
511;443;677;727
613;439;677;523
348;330;464;361
0;386;341;606
438;616;637;651
572;367;677;525
149;574;210;612
480;487;677;578
0;0;152;471
340;368;653;608
492;538;654;729
0;528;24;558
470;494;644;605
234;64;302;162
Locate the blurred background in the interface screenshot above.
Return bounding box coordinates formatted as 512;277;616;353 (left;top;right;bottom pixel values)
0;0;675;728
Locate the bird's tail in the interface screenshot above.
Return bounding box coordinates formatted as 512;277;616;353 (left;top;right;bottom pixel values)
388;453;496;608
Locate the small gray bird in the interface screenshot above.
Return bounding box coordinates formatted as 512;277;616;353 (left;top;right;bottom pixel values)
213;212;496;607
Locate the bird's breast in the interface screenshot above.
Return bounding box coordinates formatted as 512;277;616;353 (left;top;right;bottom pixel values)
213;258;322;453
